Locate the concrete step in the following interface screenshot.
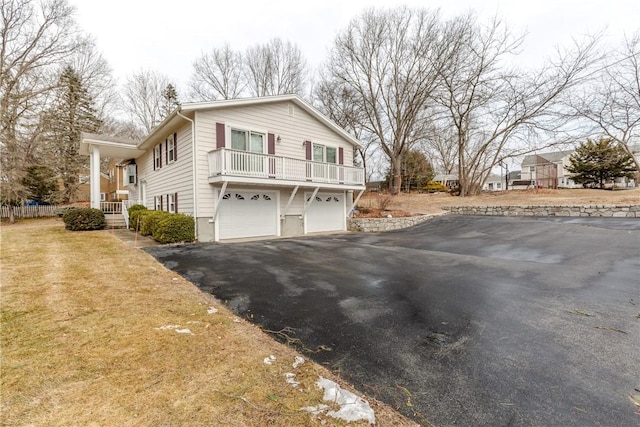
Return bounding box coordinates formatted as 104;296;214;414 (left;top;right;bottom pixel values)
104;214;127;229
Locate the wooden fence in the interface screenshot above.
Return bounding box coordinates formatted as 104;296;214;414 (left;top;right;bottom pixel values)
0;205;59;219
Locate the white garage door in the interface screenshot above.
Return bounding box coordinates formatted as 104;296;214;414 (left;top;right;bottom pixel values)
306;192;345;233
218;190;278;239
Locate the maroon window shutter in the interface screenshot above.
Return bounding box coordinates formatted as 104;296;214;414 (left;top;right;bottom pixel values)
338;147;345;183
160;195;164;211
267;133;275;155
174;192;178;213
173;132;178;161
216;123;225;148
305;141;312;160
153;146;156;171
267;133;276;177
305;141;312;180
159;144;163;168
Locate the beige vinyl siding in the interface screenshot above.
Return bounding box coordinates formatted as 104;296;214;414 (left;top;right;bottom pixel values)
279;189;305;215
196;102;356;163
195;101;357;217
194;110;216;217
136;123;194;214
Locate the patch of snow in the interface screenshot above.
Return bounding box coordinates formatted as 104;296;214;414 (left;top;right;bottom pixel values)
315;377;375;424
175;328;193;334
232;318;241;323
293;356;305;369
156;324;180;330
263;355;276;365
284;372;300;388
207;306;218;314
301;404;329;415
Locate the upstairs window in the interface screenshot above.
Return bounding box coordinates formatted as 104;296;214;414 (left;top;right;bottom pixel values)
166;133;177;164
231;129;265;153
126;164;137;185
154;144;162;170
312;144;337;164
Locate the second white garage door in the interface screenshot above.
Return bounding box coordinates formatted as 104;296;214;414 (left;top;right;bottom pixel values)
305;192;345;233
218;190;278;240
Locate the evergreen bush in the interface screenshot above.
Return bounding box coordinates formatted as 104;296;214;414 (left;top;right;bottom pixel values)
128;204;147;230
152;214;195;244
62;208;105;231
138;210;171;236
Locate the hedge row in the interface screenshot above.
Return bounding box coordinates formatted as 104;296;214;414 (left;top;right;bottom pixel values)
130;208;195;244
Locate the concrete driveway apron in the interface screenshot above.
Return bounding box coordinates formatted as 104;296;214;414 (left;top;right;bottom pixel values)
147;216;640;426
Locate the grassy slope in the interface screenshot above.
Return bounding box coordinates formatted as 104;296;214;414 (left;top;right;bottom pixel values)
0;220;415;426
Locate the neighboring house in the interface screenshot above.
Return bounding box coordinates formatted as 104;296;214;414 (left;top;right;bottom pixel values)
482;174;506;191
56;166;108;202
507;170;535;190
520;150;580;189
81;95;365;242
432;174;459;190
103;158;131;202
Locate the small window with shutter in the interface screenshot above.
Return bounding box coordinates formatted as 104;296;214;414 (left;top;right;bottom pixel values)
166;133;177;164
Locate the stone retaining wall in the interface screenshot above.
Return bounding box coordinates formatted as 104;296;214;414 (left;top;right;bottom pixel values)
443;205;640;218
347;214;440;233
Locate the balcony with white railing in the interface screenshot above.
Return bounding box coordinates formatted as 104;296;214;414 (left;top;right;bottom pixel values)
208;148;365;187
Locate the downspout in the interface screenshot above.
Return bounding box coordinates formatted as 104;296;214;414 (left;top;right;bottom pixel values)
176;110;198;238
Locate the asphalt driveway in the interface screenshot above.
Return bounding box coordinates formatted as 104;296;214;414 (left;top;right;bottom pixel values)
146;216;640;426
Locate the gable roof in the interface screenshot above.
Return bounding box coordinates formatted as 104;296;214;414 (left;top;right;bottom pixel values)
522;150;574;166
141;94;362;149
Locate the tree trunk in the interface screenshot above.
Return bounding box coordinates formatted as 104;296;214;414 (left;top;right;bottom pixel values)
8;205;15;224
390;157;402;195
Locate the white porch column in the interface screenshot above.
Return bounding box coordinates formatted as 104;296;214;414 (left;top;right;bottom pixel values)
90;145;101;209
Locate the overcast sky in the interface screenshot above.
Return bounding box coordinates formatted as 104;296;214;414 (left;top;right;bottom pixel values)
69;0;639;95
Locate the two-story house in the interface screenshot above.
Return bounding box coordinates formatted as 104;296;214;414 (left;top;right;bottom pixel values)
520;150;580;189
81;95;365;242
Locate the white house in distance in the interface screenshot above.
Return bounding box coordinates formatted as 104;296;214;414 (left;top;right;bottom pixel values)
80;95;365;242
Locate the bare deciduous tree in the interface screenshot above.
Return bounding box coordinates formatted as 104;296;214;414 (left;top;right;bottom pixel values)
314;76;378;181
572;32;640;170
0;0;83;222
245;38;307;97
120;69;177;134
189;44;245;101
434;14;599;195
321;7;443;194
66;38;117;121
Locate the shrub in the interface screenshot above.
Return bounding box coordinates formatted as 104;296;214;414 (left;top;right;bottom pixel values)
55;206;79;217
423;181;448;193
376;194;394;210
128;204;147;213
138;210;171;236
152;213;195;244
127;204;148;230
62;208;106;231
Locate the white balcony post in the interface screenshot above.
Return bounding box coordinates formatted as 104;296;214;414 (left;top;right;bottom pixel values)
90;145;101;209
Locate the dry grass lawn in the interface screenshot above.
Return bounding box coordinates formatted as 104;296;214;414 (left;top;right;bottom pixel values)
360;188;640;215
0;219;416;426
